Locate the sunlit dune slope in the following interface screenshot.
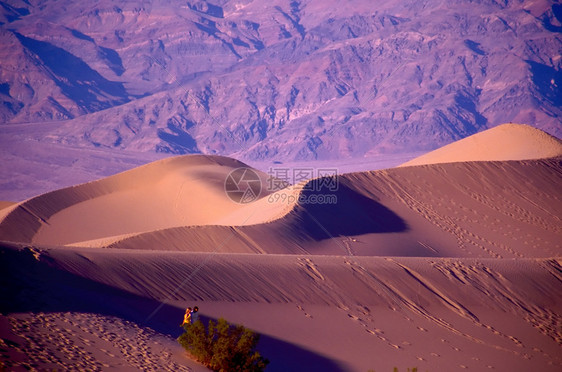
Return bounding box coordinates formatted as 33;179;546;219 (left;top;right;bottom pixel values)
401;123;562;167
0;155;279;245
1;141;560;258
94;158;561;258
0;201;14;211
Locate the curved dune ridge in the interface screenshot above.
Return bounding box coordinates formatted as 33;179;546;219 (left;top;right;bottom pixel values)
2;160;559;259
0;125;561;258
2;127;562;372
0;155;289;246
400;123;562;167
90;158;562;258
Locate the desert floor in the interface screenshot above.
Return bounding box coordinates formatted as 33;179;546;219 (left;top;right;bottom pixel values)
1;124;561;371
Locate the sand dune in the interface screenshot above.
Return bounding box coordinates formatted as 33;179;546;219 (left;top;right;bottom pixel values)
0;201;14;209
2;244;561;371
401;123;562;167
0;202;14;213
1;311;199;371
2;155;560;258
0;155;280;245
70;158;561;260
1;125;561;371
2;124;559;256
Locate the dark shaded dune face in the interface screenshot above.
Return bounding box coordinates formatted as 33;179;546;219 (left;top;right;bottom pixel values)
290;179;408;239
265;157;562;257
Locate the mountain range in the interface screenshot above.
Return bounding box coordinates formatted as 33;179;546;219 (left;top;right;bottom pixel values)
1;0;561;161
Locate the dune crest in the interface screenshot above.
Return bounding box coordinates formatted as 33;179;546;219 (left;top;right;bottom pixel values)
401;123;562;167
0;155;279;245
66;159;561;260
1;151;560;259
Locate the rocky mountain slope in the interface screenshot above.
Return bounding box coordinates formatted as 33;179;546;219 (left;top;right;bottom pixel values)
1;0;561;161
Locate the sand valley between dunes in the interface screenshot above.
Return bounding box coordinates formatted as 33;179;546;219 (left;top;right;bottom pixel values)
1;124;562;371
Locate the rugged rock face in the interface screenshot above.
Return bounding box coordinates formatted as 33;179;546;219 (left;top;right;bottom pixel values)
1;0;561;161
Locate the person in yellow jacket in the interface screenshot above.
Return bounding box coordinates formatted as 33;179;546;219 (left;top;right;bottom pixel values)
181;307;192;327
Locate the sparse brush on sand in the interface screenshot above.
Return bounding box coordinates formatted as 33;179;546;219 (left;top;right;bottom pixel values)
178;318;268;372
1;124;561;371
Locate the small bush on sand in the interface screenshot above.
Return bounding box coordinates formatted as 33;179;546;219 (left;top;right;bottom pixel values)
178;317;269;372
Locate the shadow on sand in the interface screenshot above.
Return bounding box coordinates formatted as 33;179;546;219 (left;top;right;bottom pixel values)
0;244;346;372
291;179;408;239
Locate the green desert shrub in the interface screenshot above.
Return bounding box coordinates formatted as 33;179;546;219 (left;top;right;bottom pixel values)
178;317;269;372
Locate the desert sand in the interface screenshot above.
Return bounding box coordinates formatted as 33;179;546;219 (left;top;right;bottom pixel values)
1;124;561;371
0;201;14;211
400;123;562;167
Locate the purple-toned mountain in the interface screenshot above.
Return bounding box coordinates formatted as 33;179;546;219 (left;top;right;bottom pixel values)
1;0;561;160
